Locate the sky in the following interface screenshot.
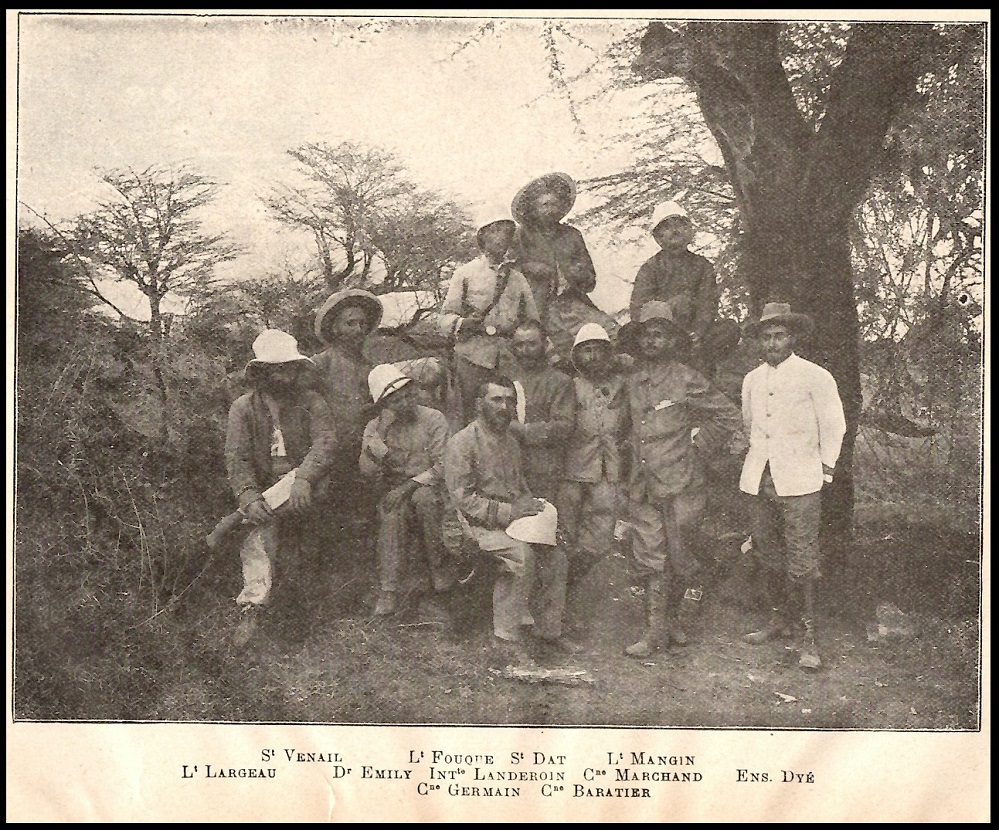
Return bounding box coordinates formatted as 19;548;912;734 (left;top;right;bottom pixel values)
15;13;681;320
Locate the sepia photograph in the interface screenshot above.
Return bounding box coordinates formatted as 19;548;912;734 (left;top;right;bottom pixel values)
8;10;988;822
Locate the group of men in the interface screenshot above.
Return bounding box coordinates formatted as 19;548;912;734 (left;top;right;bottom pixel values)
223;172;846;673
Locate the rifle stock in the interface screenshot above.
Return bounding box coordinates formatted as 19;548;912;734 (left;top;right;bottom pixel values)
206;509;246;550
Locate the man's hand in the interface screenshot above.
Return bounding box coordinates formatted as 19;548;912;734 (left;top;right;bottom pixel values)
289;478;313;514
822;464;835;485
383;480;418;512
509;496;545;523
244;499;273;526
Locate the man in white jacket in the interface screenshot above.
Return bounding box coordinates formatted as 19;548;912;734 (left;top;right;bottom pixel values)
739;303;846;670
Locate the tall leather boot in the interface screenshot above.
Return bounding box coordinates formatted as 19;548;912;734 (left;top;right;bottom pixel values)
671;585;703;646
625;574;666;658
742;569;790;644
798;617;822;670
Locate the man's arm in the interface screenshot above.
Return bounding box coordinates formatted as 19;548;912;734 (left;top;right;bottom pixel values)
359;415;389;477
693;258;719;342
224;397;263;509
297;392;337;486
444;431;514;529
412;409;450;486
519;373;574;446
567;226;597;294
629;259;656;322
436;268;467;339
740;371;754;435
687;367;744;454
811;366;847;478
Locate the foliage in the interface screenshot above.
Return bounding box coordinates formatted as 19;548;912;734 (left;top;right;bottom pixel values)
66;164;240;338
266;141;475;293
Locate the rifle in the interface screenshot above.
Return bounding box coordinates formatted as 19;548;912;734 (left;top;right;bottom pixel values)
206;469;298;550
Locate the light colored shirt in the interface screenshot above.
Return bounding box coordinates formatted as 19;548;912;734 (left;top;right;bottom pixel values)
740;353;846;497
565;374;629;484
359;404;450;487
436;256;540;369
444;419;530;529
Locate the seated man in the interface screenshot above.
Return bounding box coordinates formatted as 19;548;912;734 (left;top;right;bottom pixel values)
225;329;336;644
444;375;568;663
360;364;454;619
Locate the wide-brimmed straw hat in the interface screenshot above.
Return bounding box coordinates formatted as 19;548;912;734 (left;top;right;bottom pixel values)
244;329;314;376
511;172;576;225
748;302;814;336
367;363;414;406
315;288;384;346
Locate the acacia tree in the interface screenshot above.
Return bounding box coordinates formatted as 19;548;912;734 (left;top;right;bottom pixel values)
266;141;415;288
69;165;239;340
268;140;476;297
628;20;984;570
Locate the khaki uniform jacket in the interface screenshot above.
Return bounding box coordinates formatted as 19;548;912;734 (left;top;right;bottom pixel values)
359;405;450;487
626;361;742;501
225;389;336;508
445;420;530;530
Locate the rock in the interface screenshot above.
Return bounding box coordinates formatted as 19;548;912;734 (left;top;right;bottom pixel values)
866;603;921;642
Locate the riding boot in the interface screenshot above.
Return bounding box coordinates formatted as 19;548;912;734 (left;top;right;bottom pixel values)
625;574;666;658
798;616;822;670
742;569;790;644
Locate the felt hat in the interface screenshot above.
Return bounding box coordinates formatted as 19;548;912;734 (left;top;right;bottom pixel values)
511;172;577;225
506;499;558;546
367;363;414;406
637;299;686;334
315;288;384;345
749;302;814;336
650;200;690;231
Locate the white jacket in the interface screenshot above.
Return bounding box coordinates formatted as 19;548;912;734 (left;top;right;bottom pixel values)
739;353;846;497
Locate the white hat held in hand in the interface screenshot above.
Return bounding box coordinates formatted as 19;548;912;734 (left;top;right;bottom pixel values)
506;500;559;546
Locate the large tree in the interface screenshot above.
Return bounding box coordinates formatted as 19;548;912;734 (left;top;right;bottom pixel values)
630;20;983;573
67;165;239;340
266;140;475;294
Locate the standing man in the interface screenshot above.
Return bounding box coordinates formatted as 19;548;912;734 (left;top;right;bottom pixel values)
624;302;744;658
225;329;336;643
444;375;568;663
560;323;629;587
311;288;384;538
360;364;454;620
507;320;575;506
312;287;384;473
436;213;539;424
739;303;846;671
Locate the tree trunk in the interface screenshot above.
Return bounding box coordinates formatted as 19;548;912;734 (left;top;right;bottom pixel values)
635;21;938;584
